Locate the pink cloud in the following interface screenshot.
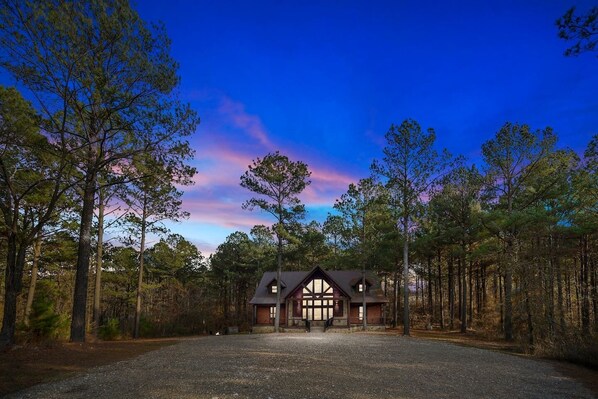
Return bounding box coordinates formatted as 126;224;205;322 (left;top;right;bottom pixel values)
310;165;354;187
191;146;253;189
218;97;275;149
182;198;273;228
182;93;363;233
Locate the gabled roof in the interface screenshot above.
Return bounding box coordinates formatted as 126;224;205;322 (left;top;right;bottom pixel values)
249;266;388;305
328;270;385;303
249;271;306;305
285;266;352;299
266;277;286;288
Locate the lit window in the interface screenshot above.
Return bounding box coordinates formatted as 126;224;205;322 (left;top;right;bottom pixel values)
270;306;276;319
301;277;334;321
358;283;363;292
314;279;323;293
358;305;363;321
271;284;277;294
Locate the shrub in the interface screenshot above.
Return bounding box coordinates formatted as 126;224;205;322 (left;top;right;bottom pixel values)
537;333;598;369
99;318;121;340
27;281;67;341
139;316;156;338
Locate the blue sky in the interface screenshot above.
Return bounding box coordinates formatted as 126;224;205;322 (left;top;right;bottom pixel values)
4;1;597;255
134;0;598;255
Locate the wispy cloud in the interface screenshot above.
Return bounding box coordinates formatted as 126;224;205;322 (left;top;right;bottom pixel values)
183;197;273;228
181;93;361;245
218;97;275;149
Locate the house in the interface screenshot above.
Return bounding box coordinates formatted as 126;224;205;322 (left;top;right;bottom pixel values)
250;266;388;332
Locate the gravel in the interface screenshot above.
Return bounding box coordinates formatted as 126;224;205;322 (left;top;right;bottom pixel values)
6;333;595;399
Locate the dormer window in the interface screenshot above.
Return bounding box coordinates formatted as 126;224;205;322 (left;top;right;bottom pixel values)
355;280;370;293
268;278;285;294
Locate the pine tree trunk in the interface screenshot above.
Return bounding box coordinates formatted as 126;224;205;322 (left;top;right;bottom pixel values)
93;190;105;337
427;256;433;317
134;193;148;339
0;232;28;347
503;239;515;341
457;255;463;323
437;249;444;329
460;249;467;334
574;256;581;327
448;256;454;330
555;253;565;332
547;258;555;337
24;235;42;326
362;269;367;330
402;217;410;336
71;168;98;342
274;235;282;333
393;266;399;328
466;259;473;325
590;253;597;333
415;273;423;312
504;267;513;340
581;236;590;334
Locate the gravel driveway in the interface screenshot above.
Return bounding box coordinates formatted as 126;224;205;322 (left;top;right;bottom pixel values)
7;333;595;399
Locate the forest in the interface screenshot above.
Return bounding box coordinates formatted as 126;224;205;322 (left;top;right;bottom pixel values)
0;0;596;368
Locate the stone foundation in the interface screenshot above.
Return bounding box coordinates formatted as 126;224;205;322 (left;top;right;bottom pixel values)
252;325;386;333
349;325;387;332
251;326;308;334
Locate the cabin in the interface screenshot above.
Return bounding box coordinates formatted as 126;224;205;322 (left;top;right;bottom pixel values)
250;266;387;332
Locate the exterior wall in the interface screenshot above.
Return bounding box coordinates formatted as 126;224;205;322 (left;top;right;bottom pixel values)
256;306;270;325
349;303;384;325
349;304;359;321
367;303;382;324
255;305;286;325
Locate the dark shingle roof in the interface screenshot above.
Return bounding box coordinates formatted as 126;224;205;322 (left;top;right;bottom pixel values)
249;266;388;305
249;271;307;305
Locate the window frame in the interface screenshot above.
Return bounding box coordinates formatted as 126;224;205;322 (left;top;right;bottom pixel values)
301;278;335;321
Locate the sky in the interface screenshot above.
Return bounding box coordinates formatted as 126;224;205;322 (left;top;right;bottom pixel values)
132;0;598;255
4;1;598;255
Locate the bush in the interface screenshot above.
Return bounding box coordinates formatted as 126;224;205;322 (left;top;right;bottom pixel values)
27;281;68;341
99;318;121;340
537;333;598;369
139;316;157;338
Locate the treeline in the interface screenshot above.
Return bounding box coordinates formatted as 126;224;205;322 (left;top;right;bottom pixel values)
0;0;199;346
210;121;597;363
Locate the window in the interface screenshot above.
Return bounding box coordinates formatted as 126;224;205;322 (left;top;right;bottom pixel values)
271;284;277;294
301;278;335;321
357;283;363;293
269;306;276;319
358;305;363;321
